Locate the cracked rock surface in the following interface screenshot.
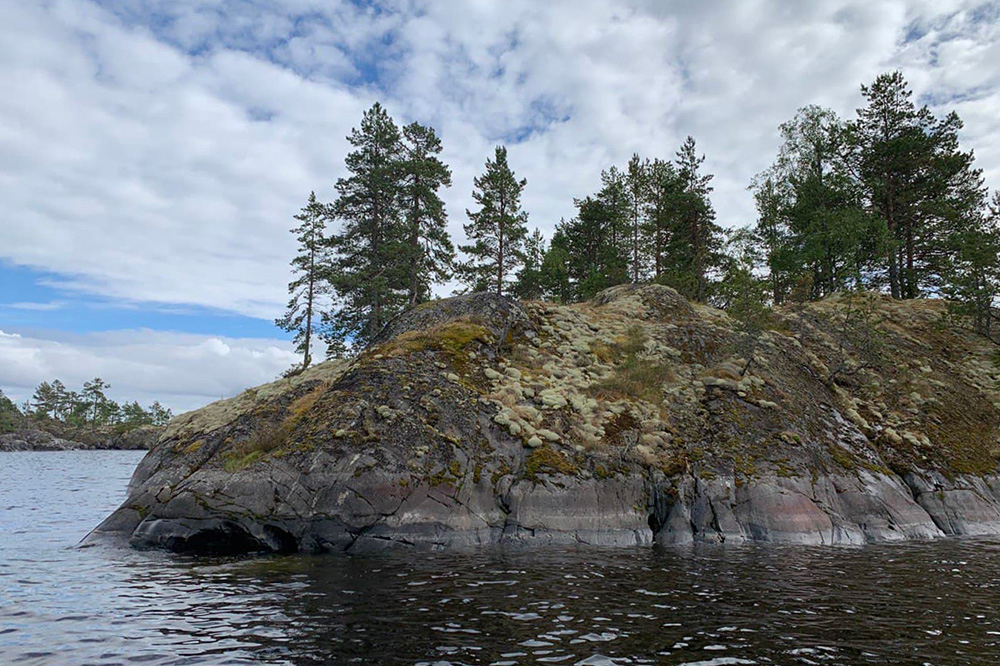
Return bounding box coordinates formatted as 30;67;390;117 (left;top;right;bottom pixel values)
88;286;1000;554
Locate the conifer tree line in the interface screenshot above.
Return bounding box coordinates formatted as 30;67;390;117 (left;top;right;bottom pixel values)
539;136;724;303
0;389;21;432
746;72;999;340
7;379;173;430
277;103;533;366
279;72;1000;367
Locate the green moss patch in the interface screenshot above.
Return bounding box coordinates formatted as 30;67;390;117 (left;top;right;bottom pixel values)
523;447;579;482
385;320;492;357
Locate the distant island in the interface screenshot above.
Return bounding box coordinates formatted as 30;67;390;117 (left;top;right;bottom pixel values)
0;380;171;451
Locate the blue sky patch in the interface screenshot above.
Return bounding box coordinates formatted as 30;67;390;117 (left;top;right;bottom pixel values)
0;263;285;339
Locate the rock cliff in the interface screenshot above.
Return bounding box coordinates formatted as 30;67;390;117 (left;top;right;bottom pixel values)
89;286;1000;553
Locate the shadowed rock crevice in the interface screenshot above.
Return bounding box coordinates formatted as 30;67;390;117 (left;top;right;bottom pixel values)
145;520;267;555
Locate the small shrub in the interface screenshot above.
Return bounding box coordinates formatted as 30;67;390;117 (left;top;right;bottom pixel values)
590;326;674;402
224;422;289;472
822;292;887;385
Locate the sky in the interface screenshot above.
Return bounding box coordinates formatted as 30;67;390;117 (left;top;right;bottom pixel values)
2;0;999;413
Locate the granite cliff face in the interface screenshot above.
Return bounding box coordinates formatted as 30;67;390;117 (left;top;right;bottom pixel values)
89;286;1000;553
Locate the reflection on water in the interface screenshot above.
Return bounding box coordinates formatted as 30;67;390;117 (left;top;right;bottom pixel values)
3;452;1000;665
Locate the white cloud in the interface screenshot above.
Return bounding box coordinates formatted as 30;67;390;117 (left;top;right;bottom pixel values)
4;301;68;311
2;0;1000;411
0;327;298;413
4;0;999;317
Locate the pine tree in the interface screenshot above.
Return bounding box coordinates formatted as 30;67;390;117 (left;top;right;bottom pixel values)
122;401;152;426
514;228;547;300
275;192;330;369
458;146;529;296
778;106;886;299
643;158;683;281
749;174;792;303
99;399;121;426
0;389;21;433
50;379;70;421
325;102;407;350
82;377;110;428
943;191;1000;342
31;381;56;419
64;390;86;426
149;401;173;426
557;196;621;300
848;71;983;299
540;231;573;303
596;166;631;281
625;154;650;283
399;121;454;306
663;136;723;302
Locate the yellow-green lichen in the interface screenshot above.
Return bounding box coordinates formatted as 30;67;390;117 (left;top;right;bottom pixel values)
524;447;578;481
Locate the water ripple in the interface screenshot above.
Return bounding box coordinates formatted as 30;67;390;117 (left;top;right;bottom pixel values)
4;451;1000;664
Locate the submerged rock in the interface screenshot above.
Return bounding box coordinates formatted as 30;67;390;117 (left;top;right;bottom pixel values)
88;287;1000;554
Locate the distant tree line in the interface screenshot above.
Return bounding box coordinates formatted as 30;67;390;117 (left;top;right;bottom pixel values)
10;379;173;430
278;72;999;368
0;389;20;433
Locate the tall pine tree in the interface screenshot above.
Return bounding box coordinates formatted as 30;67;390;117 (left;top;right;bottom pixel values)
81;377;110;428
643;158;683;281
325;103;407;350
276;192;330;369
458;146;529;296
597;165;631;280
752;106;887;301
400;121;455;307
540;229;573;303
662;136;723;302
943;191;1000;341
848;71;983;299
625;154;649;283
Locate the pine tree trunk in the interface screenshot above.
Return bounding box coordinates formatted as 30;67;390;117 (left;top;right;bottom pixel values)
632;202;639;283
886;170;901;299
304;242;314;368
497;196;506;296
409;185;421;307
905;221;916;298
694;214;705;303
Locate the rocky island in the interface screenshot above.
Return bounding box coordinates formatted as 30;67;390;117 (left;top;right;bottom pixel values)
0;422;160;452
89;286;1000;554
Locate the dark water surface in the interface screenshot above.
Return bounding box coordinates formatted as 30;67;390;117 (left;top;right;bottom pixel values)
3;452;1000;665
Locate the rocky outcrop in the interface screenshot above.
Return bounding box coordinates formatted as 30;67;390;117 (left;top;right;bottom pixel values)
88;287;1000;554
0;424;161;451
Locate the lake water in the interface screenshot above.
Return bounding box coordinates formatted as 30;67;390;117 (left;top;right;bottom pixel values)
3;451;1000;665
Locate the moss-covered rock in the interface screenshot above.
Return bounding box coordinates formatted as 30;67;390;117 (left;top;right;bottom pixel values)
89;287;1000;554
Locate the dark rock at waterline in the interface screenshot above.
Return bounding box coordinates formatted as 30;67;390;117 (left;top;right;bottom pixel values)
88;287;1000;554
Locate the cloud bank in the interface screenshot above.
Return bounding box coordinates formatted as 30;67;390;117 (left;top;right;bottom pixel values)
0;327;297;412
2;0;998;411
